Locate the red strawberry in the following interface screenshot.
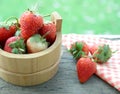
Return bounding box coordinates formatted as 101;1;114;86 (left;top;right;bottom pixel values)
70;41;89;60
76;57;96;83
89;44;98;55
89;44;112;64
38;23;56;45
4;36;26;54
19;10;43;40
26;34;48;53
0;24;17;42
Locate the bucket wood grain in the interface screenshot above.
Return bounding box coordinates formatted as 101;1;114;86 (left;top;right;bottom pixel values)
0;58;60;86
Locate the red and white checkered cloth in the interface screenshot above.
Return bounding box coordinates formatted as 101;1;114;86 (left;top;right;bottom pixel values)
62;34;120;91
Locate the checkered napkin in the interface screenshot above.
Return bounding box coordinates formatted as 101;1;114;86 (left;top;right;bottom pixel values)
62;34;120;91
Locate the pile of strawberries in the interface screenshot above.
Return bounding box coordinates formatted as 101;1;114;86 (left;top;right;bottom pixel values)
70;41;113;83
0;10;56;54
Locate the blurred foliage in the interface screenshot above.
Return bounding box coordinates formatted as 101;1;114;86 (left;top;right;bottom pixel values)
0;0;120;34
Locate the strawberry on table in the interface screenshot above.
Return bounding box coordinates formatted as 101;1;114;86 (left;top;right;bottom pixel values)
26;34;48;53
38;22;56;45
70;41;89;60
76;57;96;83
19;10;44;40
89;44;112;64
4;36;26;54
89;44;98;55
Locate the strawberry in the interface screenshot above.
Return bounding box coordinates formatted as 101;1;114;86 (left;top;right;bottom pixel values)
89;44;112;64
19;10;43;40
70;41;89;60
89;44;98;55
4;36;26;54
0;23;17;42
26;34;48;53
38;23;56;45
76;57;96;83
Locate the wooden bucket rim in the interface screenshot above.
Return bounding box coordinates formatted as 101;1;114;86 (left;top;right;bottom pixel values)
0;32;61;59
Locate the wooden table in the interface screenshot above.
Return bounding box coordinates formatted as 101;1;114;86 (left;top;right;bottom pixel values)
0;45;119;94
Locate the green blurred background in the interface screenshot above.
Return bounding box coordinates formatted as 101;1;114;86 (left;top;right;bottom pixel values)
0;0;120;34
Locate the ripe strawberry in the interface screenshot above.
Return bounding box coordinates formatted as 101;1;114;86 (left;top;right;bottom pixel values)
26;34;48;53
89;44;98;55
0;23;17;42
76;57;96;83
70;41;89;60
4;36;26;54
38;23;56;45
89;44;112;64
19;10;43;40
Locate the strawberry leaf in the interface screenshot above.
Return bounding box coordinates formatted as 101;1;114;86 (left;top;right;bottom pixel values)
9;38;26;54
70;41;87;60
12;48;19;54
76;42;83;51
93;44;112;63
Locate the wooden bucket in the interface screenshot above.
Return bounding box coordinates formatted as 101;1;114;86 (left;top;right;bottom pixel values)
0;12;62;86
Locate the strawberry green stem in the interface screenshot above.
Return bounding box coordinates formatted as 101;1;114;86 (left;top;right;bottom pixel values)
5;16;20;29
43;14;51;18
42;31;51;38
5;16;19;24
27;9;33;13
112;49;118;53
